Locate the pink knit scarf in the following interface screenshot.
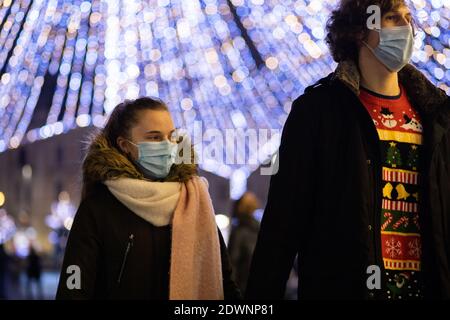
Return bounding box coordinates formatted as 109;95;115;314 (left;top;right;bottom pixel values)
169;176;224;300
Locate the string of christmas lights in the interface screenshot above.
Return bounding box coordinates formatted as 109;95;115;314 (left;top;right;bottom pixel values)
0;0;448;178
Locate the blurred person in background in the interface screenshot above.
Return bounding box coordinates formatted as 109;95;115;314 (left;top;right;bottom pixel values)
56;97;240;300
228;192;260;295
247;0;450;300
26;246;43;300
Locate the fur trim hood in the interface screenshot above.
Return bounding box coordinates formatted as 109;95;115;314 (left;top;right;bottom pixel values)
82;133;198;199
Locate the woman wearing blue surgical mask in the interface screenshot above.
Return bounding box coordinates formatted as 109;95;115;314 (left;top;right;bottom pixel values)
247;0;450;300
56;97;240;300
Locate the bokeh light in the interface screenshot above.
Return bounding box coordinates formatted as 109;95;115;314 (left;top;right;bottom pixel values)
0;0;448;178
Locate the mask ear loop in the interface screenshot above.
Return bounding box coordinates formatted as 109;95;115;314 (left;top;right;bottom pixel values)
362;41;376;56
126;139;138;147
362;27;381;56
124;139;139;159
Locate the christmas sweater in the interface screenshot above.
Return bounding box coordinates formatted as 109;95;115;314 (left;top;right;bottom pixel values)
359;85;423;300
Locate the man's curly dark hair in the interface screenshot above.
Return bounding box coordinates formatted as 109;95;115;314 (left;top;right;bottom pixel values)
326;0;408;63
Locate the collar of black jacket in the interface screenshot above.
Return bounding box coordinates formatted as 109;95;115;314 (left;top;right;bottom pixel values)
332;60;449;117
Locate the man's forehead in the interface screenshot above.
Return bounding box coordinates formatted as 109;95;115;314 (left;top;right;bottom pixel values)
386;4;411;15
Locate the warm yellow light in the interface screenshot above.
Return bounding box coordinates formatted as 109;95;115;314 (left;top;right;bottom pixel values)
0;192;5;207
265;57;279;70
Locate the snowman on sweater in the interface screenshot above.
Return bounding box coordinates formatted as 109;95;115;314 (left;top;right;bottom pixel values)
381;107;397;129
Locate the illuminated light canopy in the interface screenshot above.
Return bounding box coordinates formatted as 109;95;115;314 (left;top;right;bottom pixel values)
0;0;448;179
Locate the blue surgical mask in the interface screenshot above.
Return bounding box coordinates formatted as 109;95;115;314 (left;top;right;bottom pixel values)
128;140;177;179
363;25;414;72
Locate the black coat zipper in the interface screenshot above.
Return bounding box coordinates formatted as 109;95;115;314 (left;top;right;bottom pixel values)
117;234;134;284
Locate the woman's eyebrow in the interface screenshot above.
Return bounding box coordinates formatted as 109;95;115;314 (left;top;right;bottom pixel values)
145;129;178;135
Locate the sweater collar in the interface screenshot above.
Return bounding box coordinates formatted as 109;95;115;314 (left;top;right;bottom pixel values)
332;60;449;117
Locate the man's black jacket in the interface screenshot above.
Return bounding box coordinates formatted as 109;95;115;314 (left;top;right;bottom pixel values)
246;60;450;299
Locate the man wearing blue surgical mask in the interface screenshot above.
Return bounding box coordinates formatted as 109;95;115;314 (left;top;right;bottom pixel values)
247;0;450;300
